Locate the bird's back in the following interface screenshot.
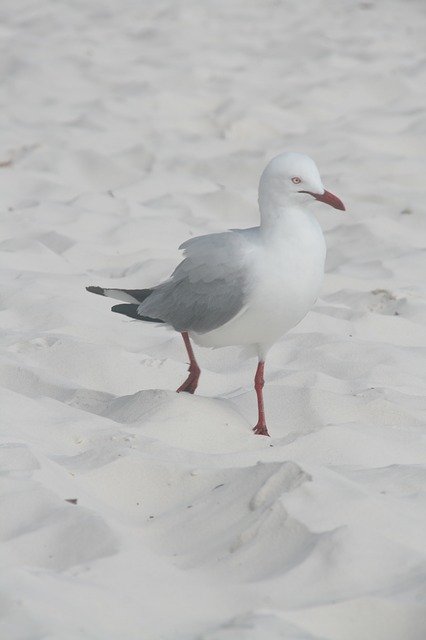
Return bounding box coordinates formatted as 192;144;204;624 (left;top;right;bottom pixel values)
137;228;259;333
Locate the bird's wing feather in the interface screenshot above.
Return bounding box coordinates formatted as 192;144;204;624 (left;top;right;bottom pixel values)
137;230;255;333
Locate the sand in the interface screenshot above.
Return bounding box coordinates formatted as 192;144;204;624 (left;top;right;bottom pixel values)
1;0;426;638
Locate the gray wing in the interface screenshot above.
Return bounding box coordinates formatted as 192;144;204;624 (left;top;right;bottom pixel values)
137;230;254;333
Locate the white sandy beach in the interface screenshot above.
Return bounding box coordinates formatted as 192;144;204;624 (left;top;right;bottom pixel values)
1;0;426;638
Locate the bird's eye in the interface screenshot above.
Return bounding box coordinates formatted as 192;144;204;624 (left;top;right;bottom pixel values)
291;176;302;184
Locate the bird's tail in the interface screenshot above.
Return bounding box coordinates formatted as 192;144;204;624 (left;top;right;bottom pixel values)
86;286;164;323
86;285;153;304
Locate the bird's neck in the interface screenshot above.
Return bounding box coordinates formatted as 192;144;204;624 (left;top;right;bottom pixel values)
259;196;317;240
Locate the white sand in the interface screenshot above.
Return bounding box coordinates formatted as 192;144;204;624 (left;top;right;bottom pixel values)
1;1;426;638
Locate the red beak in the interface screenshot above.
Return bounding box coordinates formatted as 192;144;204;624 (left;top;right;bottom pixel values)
300;189;345;211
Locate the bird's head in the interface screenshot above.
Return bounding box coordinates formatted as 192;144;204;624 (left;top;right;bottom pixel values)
259;152;345;211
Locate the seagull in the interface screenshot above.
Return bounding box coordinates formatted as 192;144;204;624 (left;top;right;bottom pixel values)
87;152;345;436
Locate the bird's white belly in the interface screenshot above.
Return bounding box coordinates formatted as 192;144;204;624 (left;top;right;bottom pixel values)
192;229;326;351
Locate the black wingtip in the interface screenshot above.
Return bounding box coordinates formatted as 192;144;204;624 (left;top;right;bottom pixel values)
86;286;105;296
111;303;140;319
112;303;164;323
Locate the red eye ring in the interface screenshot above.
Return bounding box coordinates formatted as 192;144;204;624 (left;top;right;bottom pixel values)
291;176;301;184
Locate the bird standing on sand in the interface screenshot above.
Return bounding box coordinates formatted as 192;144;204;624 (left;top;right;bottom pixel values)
87;152;345;436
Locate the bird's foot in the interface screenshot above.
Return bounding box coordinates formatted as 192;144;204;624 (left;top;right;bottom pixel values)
253;423;270;437
176;367;200;394
176;379;197;394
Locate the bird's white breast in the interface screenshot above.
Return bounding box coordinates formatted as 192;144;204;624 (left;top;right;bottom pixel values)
192;210;326;352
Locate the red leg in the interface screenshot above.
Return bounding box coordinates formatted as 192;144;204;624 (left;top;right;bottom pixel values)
253;360;270;436
176;332;201;394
